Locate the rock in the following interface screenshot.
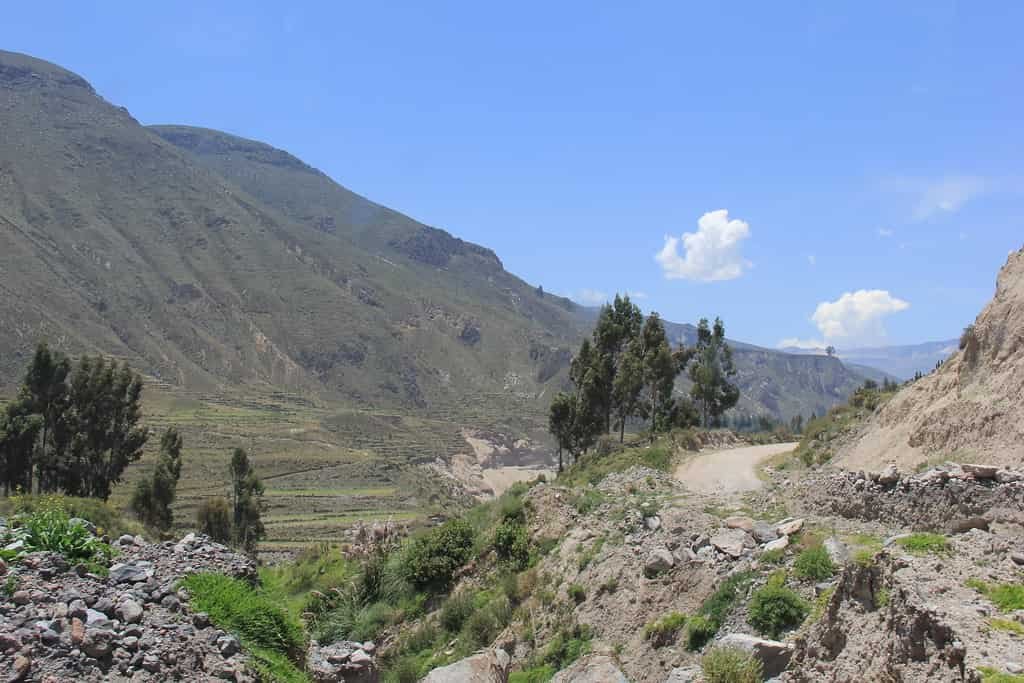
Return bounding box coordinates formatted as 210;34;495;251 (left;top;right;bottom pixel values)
711;528;755;558
550;653;629;682
11;653;31;681
751;522;779;544
306;640;377;682
193;612;211;628
1010;552;1024;566
0;558;6;577
962;463;999;479
717;633;795;678
763;536;789;552
776;518;804;536
824;537;850;565
997;470;1024;484
645;547;675;576
108;561;154;584
1007;662;1024;675
878;464;900;485
217;634;240;658
663;666;701;683
12;590;31;605
725;516;755;532
645;516;662;531
420;648;510;682
69;517;97;534
117;599;143;624
81;627;115;658
949;516;990;534
883;533;912;548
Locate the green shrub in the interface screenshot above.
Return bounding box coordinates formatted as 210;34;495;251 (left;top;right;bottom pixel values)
596;577;619;596
978;667;1024;683
701;646;763;683
895;533;949;555
196;497;232;544
462;608;499;649
567;584;586;604
793;545;836;581
1;496;113;567
573;489;605;515
540;624;592;670
968;579;1024;612
991;618;1024;636
748;573;809;639
684;614;717;650
509;665;556;683
494;520;530;570
180;573;306;659
644;611;687;647
2;493;142;539
760;548;786;564
403;519;475;591
250;648;310;683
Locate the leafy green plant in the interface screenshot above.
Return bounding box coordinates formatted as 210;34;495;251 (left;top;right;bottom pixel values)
747;573;809;638
760;548;786;564
644;611;687;647
4;496;113;565
567;584;586;604
684;570;755;650
684;615;717;650
440;591;475;633
701;645;763;683
508;665;556;683
493;520;530;570
402;519;475;591
793;545;836;581
895;533;949;555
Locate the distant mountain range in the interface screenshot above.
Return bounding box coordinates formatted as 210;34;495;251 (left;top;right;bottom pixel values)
0;48;876;458
780;340;957;381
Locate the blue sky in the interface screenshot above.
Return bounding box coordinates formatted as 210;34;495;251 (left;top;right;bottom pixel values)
3;2;1021;348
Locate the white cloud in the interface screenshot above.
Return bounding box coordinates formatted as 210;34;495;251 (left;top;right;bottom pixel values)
810;289;910;344
576;288;608;306
656;209;752;282
893;176;988;221
777;337;826;350
807;254;817;266
626;290;649;300
878;227;893;238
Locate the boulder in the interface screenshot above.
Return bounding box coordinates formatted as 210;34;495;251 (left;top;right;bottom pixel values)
725;516;755;532
949;516;990;534
108;560;154;584
420;648;510;683
878;464;900;486
776;518;804;536
751;522;778;544
663;666;701;682
711;529;754;558
823;537;850;565
307;640;377;682
551;654;628;682
997;470;1024;484
962;463;999;480
645;548;675;576
717;633;794;678
645;516;662;531
762;536;789;553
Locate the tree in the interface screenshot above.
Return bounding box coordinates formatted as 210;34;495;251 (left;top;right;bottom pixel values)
689;318;740;427
229;448;265;555
197;497;232;544
0;401;42;494
18;343;70;492
131;427;183;532
611;348;644;442
825;345;836;357
593;295;644;433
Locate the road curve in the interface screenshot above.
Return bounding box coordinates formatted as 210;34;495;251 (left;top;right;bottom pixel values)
674;442;798;495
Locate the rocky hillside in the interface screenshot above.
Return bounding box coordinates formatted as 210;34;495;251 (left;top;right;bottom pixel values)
836;247;1024;470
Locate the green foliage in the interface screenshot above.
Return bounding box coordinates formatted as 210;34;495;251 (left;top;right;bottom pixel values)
701;646;764;683
990;618;1024;636
197;496;233;544
809;586;835;623
131;427;183;532
229;448;265;554
538;624;593;671
979;667;1024;683
760;548;786;565
793;544;836;581
509;666;557;683
493;520;530;570
699;571;755;630
644;611;687;647
403;518;475;591
180;573;306;660
572;489;605;515
748;573;810;638
895;532;950;555
250;648;311;683
1;495;113;565
967;579;1024;612
684;615;717;651
567;584;586;604
689;317;740;428
596;577;619;596
0;493;142;539
440;591;475;633
577;536;605;571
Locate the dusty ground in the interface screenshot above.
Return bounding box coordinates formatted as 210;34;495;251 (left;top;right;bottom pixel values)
674;442;798;496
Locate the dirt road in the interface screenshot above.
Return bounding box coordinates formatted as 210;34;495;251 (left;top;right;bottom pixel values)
674;442;798;495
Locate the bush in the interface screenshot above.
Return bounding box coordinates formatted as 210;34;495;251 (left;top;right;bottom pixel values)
760;548;786;565
747;573;809;639
1;493;143;539
540;624;592;670
967;579;1024;612
461;608;499;649
180;573;306;659
701;646;763;683
403;519;475;591
793;545;836;581
644;611;687;647
196;497;232;544
440;591;475;633
684;614;717;650
572;489;605;515
508;666;556;683
493;520;529;570
567;584;586;604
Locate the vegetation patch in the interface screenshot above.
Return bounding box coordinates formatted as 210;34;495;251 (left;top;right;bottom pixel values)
793;544;836;581
644;611;687;647
685;571;754;650
990;618;1024;636
978;667;1024;683
895;533;950;555
968;579;1024;612
748;572;810;639
0;495;114;572
701;645;764;683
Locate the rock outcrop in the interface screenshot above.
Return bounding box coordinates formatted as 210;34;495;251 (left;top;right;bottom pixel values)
837;247;1024;469
419;648;510;682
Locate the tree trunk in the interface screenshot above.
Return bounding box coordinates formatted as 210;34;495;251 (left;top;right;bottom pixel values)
619;416;626;443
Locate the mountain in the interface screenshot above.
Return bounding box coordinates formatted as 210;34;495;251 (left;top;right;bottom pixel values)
1;48;866;459
836;247;1024;469
780;340;957;380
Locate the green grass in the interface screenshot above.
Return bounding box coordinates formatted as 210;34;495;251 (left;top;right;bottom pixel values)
968;579;1024;612
559;443;673;487
895;532;950;555
263;487;397;497
644;612;687;646
793;545;836;581
990;618;1024;636
978;666;1024;682
509;666;556;683
684;571;755;650
180;573;308;682
748;572;809;639
701;645;763;683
